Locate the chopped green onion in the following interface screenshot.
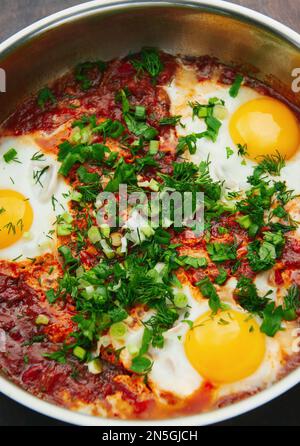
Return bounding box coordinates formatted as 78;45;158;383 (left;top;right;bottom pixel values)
57;223;73;236
248;223;259;238
143;127;158;141
73;346;87;360
87;358;102;374
3;148;19;164
70;126;92;144
141;223;155;238
35;314;49;325
226;146;234;159
69;191;82;202
37;87;56;109
127;343;140;356
236;215;252;229
149;140;159;154
87;226;101;244
135;105;146;120
61;212;73;224
222;202;236;213
213;104;228;120
76;266;85;277
229;74;244;98
109;322;127;339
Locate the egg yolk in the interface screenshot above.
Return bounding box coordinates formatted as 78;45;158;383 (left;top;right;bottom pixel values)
0;190;33;248
229;97;300;161
184;310;265;384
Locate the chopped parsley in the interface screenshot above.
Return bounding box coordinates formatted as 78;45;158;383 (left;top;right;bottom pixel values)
74;60;106;90
131;47;163;79
196;277;223;313
226;146;234;159
206;242;237;263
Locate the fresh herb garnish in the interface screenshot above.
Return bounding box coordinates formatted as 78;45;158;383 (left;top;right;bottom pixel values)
196;277;223;313
229;74;244;97
74;60;106;90
37;87;56;109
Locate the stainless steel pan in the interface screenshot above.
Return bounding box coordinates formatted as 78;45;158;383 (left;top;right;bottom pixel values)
0;0;299;426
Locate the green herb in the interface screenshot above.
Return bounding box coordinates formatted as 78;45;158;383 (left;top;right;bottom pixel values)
229;74;244;97
124;113;158;140
31;151;46;161
131;355;153;374
93;119;124;139
58;141;106;177
237;143;248;157
43;348;68;364
105;158;136;192
22;335;45;346
159;115;183;126
58;245;79;272
178;256;208;269
177;133;201;154
45;289;58;304
12;254;23;261
282;285;300;320
235;276;271;314
189;97;224;143
217;226;228;235
247;231;285;272
215;268;228;285
255;151;286;176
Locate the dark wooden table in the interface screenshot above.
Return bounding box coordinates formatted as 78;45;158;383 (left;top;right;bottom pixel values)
0;0;299;427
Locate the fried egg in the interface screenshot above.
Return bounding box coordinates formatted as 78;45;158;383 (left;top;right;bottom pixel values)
0;136;70;260
166;63;300;194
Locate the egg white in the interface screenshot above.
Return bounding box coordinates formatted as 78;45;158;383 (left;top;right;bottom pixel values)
0;135;70;260
165;65;260;190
